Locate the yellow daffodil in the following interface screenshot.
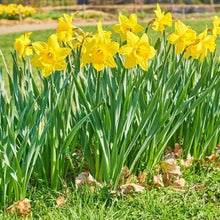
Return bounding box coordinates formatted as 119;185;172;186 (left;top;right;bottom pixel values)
56;13;77;47
152;4;172;32
113;14;144;42
184;29;216;60
14;32;33;59
81;21;119;71
212;16;220;36
31;34;71;77
167;20;197;54
119;32;155;70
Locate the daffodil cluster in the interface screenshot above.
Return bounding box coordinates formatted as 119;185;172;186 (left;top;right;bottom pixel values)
14;5;220;76
0;4;35;19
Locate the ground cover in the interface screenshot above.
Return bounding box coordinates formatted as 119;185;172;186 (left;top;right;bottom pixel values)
1;164;220;219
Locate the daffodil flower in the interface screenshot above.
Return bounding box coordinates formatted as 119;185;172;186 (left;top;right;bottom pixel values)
14;32;33;60
113;14;144;42
212;16;220;36
31;34;71;77
152;4;172;32
184;29;216;60
119;32;155;71
56;13;77;48
81;21;119;71
167;20;197;54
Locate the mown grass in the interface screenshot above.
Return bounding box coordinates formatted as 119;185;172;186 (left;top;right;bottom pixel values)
1;164;220;219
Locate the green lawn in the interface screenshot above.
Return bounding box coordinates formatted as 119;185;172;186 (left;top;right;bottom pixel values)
1;164;220;219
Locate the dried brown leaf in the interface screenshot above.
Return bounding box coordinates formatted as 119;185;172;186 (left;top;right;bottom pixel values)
126;174;138;184
213;144;220;155
138;171;148;184
164;146;176;160
153;174;164;188
120;183;145;195
6;198;31;217
206;154;219;162
163;159;177;172
75;172;101;189
120;166;130;181
167;165;182;176
172;178;185;188
174;143;183;158
65;188;71;197
180;154;194;168
56;195;66;208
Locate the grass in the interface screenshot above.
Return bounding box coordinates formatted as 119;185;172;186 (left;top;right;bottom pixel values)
1;164;220;219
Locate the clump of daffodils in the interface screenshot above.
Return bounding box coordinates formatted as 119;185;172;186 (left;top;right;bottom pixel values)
0;4;35;19
14;5;219;77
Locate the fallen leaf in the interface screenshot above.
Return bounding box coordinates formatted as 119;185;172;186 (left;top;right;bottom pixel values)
120;166;130;182
167;165;182;176
172;178;185;188
163;158;178;171
7;198;31;217
56;195;66;208
65;188;71;197
163;173;173;186
213;144;220;155
75;172;101;189
120;183;145;195
164;147;176;160
153;174;164;188
206;154;219;162
180;154;194;168
126;174;138;184
174;143;183;158
138;171;148;184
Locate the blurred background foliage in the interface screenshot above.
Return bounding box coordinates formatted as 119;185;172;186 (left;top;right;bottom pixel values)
1;0;220;6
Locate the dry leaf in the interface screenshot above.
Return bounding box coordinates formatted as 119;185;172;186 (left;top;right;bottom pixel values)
138;171;148;184
65;188;71;197
164;146;176;160
213;144;220;154
174;143;183;158
167;165;182;176
153;174;164;188
7;198;31;217
56;195;66;208
126;174;138;184
163;158;178;172
120;183;145;195
163;173;173;186
75;172;101;189
172;178;185;188
181;154;194;168
120;166;130;182
206;154;219;162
